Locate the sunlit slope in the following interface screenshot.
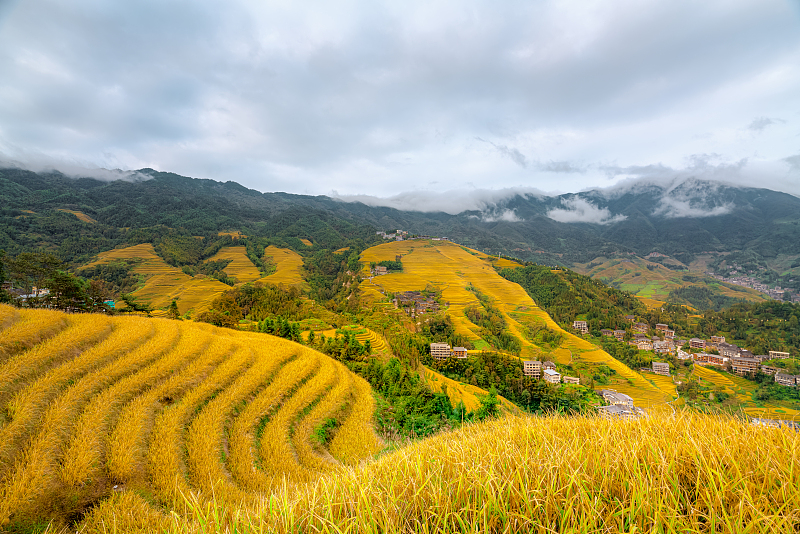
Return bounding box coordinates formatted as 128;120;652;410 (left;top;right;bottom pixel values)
259;245;306;287
0;304;382;529
83;411;800;533
82;243;231;315
207;245;262;284
361;240;669;405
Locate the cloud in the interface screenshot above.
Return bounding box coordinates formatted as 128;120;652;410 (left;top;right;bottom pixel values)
785;154;800;173
0;150;149;182
333;187;544;214
652;197;734;218
481;209;521;222
476;138;527;168
747;117;785;132
0;0;798;198
546;197;626;225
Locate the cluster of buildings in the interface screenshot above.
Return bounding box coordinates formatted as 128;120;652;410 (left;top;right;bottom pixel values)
679;337;799;387
430;342;469;360
706;271;798;302
596;390;647;419
376;230;452;243
394;291;441;317
522;360;580;385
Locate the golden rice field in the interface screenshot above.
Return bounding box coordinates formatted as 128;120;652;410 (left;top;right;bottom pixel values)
81;244;231;316
645;372;678;400
258;245;306;287
636;296;666;310
207;246;262;284
299;238;313;247
56;208;97;224
361;240;667;406
424;367;521;414
691;365;800;420
0;304;382;531
78;410;800;534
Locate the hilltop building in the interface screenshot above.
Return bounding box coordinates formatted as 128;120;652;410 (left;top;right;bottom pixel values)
523;360;542;379
543;369;561;384
572;320;588;334
652;361;670;376
769;350;791;360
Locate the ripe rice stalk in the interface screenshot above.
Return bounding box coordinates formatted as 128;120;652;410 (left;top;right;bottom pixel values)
0;317;153;477
0;314;113;410
184;339;296;496
226;351;319;493
59;320;184;489
256;355;339;489
0;304;19;332
0;308;68;362
0;318;175;525
291;363;355;476
106;326;220;485
328;374;384;465
165;411;800;534
147;342;252;507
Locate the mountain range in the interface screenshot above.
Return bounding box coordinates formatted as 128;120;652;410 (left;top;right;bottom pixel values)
2;166;799;299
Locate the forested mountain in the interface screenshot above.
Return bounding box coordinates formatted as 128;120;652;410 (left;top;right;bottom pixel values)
2;167;799;283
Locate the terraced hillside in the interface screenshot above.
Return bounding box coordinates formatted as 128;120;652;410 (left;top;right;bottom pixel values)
0;304;382;530
258;245;306;287
80;244;305;316
574;255;767;303
360;240;670;407
80;243;232;316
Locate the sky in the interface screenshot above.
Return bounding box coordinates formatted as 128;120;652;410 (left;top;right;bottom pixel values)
1;0;799;207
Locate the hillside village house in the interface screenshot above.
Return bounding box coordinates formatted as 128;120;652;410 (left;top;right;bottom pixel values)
761;365;780;375
562;376;580;385
710;335;726;344
543;368;561;384
613;330;626;341
601;329;614;337
655;323;669;332
452;347;468;359
690;338;706;349
719;343;741;359
543;361;556;371
775;373;799;387
624;315;635;322
430;343;452;361
652;361;670;376
602;391;634;407
664;329;675;338
632;322;649;333
375;266;388;275
769;350;791;359
572;320;588;334
731;356;760;375
523;360;542;379
677;348;692;360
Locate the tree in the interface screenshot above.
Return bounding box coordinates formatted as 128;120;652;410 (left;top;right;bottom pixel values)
45;270;89;311
119;293;152;315
475;385;500;420
167;300;180;320
7;252;62;299
0;250;11;304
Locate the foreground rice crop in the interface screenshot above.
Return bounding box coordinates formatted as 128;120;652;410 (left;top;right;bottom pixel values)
83;410;800;534
0;304;381;531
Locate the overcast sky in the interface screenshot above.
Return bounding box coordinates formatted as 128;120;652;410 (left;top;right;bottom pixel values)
1;0;799;204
